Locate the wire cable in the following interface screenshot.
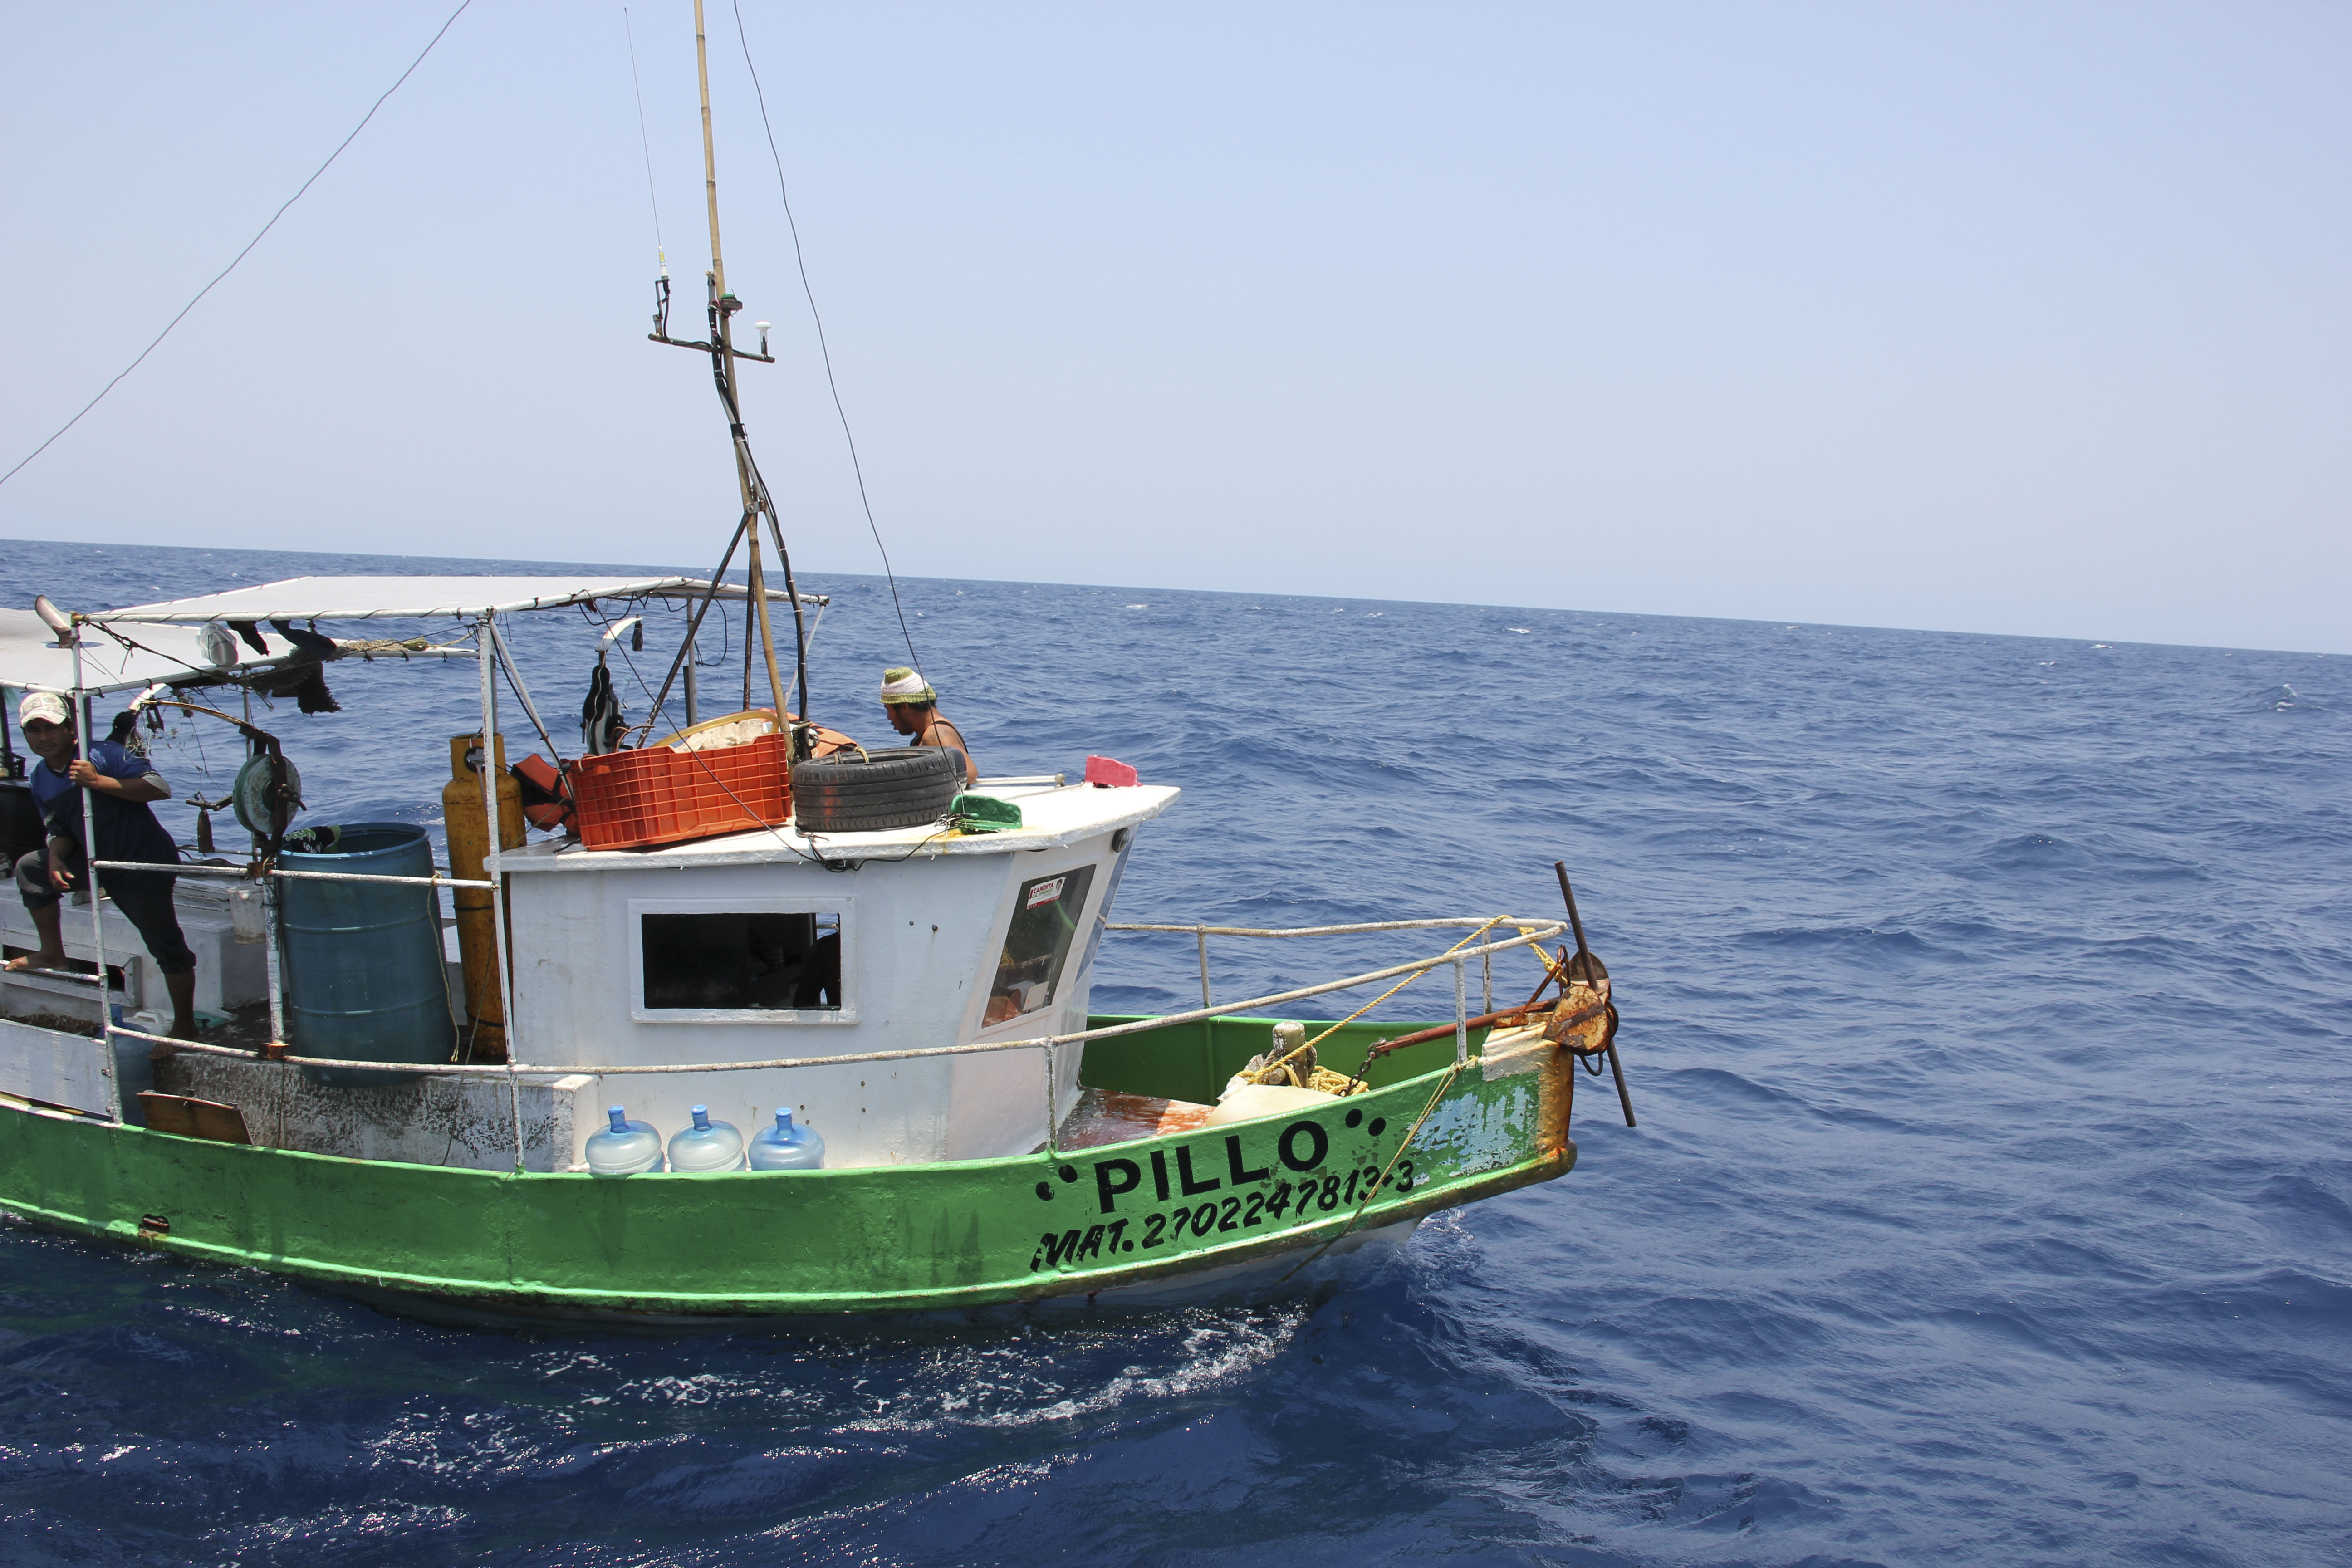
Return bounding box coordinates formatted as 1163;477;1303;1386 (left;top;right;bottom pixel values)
728;0;925;683
621;6;666;260
0;0;474;490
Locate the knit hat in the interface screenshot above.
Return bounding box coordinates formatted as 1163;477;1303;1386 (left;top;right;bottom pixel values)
16;691;68;728
879;666;936;706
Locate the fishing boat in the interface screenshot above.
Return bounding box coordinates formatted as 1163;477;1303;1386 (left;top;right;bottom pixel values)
0;5;1632;1320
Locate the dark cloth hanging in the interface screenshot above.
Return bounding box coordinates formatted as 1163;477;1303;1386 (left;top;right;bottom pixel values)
579;663;624;755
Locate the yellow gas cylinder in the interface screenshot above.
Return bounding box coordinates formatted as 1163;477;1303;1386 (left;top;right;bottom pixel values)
441;734;525;1062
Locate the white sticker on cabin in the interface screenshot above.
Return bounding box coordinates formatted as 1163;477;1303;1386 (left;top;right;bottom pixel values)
1026;877;1066;908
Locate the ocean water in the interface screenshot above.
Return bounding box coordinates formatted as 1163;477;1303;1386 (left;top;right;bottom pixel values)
2;535;2347;1568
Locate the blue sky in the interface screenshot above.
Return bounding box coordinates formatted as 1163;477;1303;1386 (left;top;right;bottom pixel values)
1;2;2344;652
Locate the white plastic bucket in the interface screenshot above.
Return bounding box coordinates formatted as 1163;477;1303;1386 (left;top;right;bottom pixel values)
228;882;267;944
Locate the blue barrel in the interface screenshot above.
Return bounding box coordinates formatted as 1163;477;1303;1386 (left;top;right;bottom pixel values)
279;823;455;1088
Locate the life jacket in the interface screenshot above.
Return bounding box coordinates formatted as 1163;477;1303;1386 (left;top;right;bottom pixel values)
511;753;573;831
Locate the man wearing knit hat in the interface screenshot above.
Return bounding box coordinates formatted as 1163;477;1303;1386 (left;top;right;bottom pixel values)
5;691;197;1052
878;666;976;787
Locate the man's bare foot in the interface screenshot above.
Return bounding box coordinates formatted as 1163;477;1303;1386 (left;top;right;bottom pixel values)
3;951;67;974
148;1041;180;1063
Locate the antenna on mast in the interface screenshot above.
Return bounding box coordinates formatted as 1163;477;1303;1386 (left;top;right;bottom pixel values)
621;8;671;339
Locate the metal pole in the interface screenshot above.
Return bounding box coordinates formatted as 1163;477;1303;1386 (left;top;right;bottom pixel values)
69;636;123;1123
477;616;527;1171
1042;1040;1058;1156
754;498;812;735
262;874;287;1051
93;860;491;890
643;510;752;728
1196;926;1211;1009
742;520;788;718
1553;861;1592;970
683;630;700;726
1482;948;1492;1015
1607;1034;1637;1128
487;619;559;761
1453;956;1468;1064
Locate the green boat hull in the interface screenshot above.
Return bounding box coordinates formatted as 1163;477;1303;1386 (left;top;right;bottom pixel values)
0;1014;1576;1317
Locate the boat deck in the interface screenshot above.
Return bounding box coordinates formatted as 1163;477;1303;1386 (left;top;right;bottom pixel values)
1057;1086;1215;1151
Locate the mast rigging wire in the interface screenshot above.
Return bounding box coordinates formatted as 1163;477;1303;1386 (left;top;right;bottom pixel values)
0;0;474;491
729;0;926;683
621;7;666;260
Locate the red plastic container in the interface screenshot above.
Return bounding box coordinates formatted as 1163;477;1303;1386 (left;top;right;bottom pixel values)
1083;754;1139;788
571;734;792;851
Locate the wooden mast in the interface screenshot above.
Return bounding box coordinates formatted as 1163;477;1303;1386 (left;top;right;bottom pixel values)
692;0;789;723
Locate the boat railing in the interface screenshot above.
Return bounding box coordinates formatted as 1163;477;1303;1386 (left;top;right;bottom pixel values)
99;915;1567;1078
93;859;495;892
1109;916;1544;1015
92;914;1570;1166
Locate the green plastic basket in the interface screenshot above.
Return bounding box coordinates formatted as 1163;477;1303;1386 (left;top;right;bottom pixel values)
946;793;1023;833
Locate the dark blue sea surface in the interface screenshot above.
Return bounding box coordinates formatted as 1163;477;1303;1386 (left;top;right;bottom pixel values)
2;536;2347;1567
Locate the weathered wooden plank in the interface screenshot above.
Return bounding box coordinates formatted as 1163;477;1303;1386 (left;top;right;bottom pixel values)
0;1016;114;1117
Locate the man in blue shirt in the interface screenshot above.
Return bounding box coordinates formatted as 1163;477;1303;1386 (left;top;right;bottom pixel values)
4;691;196;1051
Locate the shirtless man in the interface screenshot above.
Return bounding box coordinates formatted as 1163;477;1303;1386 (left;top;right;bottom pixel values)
877;666;976;788
5;692;196;1051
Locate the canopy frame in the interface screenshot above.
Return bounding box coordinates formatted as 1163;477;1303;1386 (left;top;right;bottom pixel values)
86;573;825;626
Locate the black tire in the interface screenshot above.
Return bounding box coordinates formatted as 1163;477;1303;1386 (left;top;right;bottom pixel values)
791;747;960;833
796;779;948;808
792;748;956;803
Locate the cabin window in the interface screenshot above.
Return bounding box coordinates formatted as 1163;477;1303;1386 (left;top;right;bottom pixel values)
1072;837;1134;988
629;898;852;1022
984;865;1097;1026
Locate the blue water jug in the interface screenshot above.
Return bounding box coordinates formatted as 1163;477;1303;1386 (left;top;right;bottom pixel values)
747;1107;826;1171
585;1105;664;1176
667;1105;745;1172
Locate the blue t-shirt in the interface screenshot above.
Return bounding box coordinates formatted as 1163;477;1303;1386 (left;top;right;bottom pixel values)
29;740;180;889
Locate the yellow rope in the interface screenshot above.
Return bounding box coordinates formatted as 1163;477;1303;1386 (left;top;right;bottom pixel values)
1247;915;1546;1088
1278;1055;1466;1283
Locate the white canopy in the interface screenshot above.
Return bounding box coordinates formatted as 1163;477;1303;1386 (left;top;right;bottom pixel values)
0;609;304;699
88;574;823;625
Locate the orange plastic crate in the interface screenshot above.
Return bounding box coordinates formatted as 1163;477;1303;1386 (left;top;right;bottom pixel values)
571;734;792;851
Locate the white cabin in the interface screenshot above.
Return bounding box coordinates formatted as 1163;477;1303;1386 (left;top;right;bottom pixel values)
501;779;1177;1168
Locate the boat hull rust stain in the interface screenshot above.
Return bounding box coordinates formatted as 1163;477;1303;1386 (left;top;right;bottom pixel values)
0;1049;1577;1317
